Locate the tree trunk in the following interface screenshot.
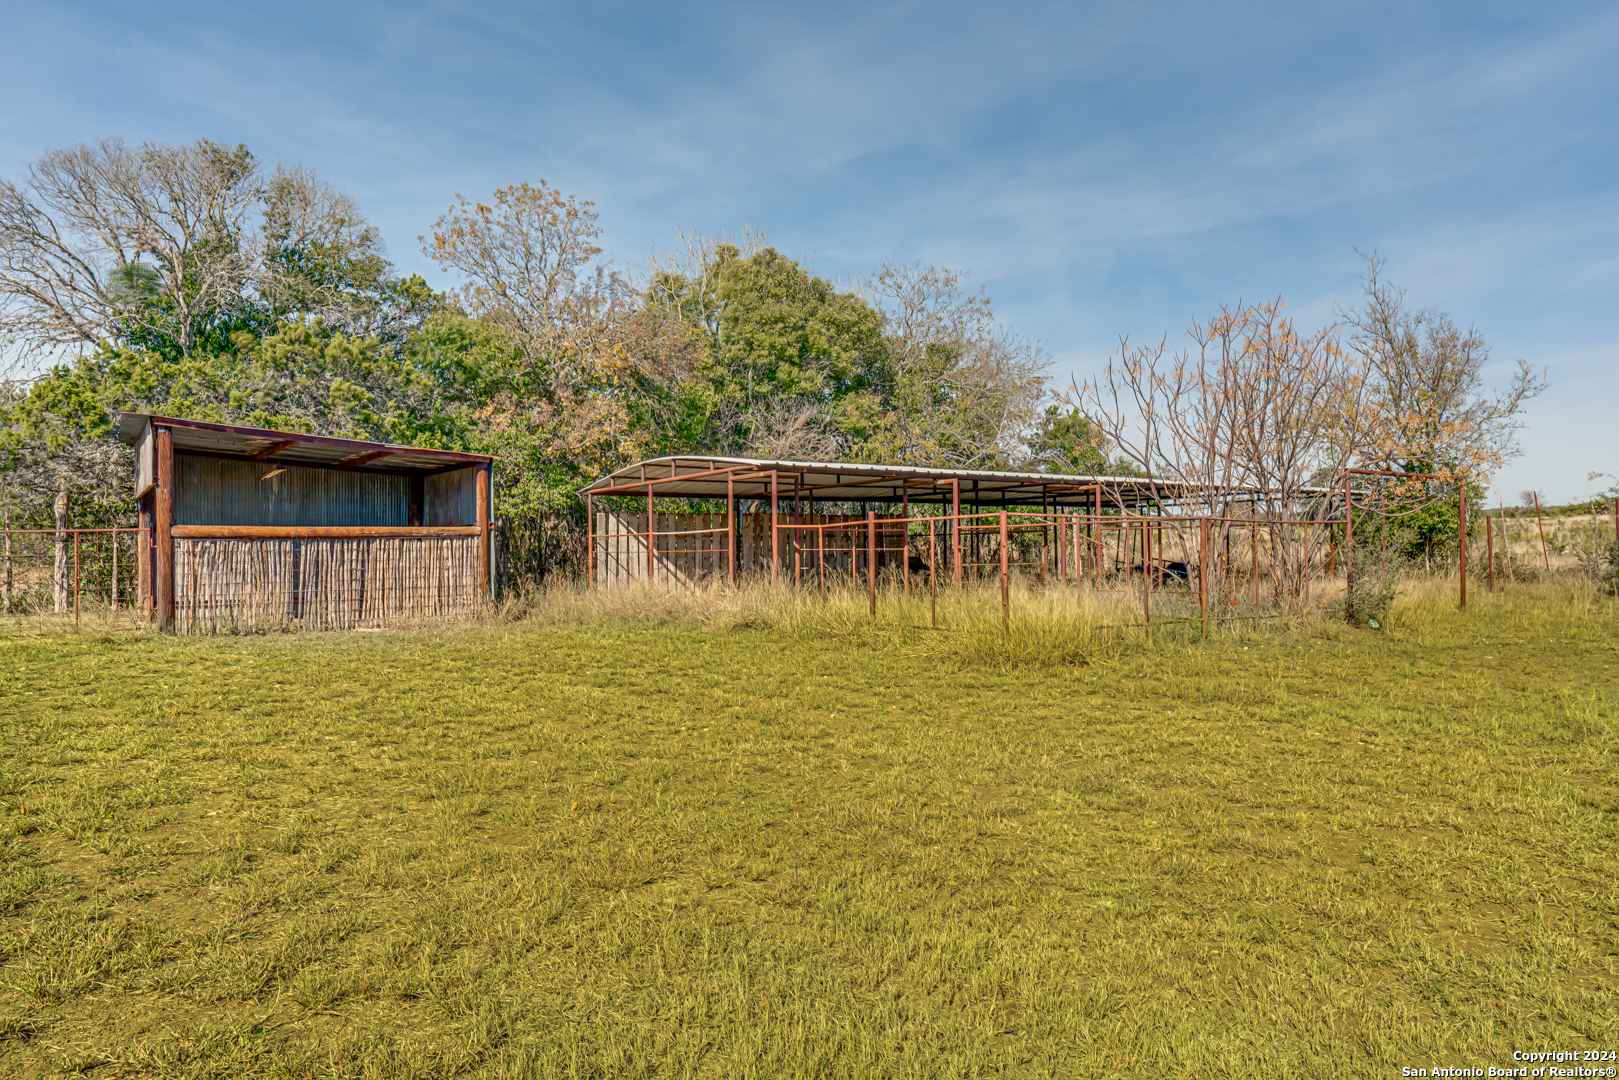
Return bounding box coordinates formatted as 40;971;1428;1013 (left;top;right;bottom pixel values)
53;478;70;613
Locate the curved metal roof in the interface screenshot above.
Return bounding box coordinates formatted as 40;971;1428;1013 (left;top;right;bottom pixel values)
581;456;1231;508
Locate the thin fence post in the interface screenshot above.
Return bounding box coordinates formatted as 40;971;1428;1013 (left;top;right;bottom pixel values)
73;531;81;628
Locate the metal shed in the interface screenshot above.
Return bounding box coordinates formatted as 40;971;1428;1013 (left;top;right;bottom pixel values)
119;414;493;632
580;455;1227;590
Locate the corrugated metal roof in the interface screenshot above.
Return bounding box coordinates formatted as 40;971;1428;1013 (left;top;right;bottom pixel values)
581;456;1323;508
117;413;490;475
175;457;410;527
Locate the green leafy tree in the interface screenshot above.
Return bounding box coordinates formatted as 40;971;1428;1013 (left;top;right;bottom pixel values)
1026;406;1133;474
647;243;888;459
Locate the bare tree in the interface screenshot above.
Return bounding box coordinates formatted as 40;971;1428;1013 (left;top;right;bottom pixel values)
0;138;400;378
423;183;698;497
1074;299;1367;597
1339;252;1546;481
0;138;263;364
862;261;1048;469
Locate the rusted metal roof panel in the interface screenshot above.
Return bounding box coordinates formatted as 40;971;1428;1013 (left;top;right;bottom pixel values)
117;413;490;474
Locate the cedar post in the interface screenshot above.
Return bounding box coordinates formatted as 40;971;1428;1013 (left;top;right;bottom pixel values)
586;493;596;589
1486;513;1494;591
154;425;175;633
1533;493;1549;570
771;471;780;584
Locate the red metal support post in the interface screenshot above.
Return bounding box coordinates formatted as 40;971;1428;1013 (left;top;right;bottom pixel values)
771;471;780;584
902;489;910;591
999;510;1010;636
154;425;175;633
951;479;962;588
646;483;656;587
727;474;736;587
866;510;877;618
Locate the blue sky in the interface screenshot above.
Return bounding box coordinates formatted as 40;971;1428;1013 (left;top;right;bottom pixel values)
4;0;1615;503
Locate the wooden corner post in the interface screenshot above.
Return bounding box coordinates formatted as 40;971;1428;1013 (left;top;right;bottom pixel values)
476;462;491;600
154;425;175;633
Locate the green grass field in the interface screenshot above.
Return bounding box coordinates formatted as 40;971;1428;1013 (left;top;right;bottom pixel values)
1;583;1615;1078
